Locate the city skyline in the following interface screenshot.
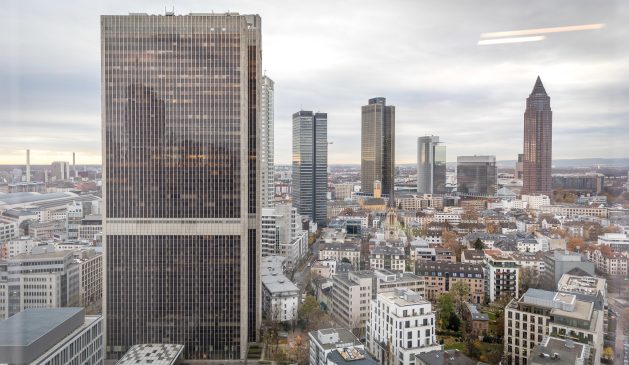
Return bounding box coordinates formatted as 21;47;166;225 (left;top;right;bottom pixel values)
2;0;628;165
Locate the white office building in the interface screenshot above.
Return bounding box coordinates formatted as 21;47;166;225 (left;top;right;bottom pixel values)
262;204;309;268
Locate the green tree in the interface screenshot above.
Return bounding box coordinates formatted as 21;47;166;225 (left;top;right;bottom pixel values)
451;281;471;318
438;293;455;329
473;238;485;250
341;257;351;264
447;312;460;331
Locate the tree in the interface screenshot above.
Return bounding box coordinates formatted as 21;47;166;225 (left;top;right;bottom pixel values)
438;293;455;330
451;281;471;318
442;230;462;260
473;238;485;250
341;257;351;264
519;267;541;295
298;295;319;323
486;221;500;234
566;236;586;252
603;346;614;360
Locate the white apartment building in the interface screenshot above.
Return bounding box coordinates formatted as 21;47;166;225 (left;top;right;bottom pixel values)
320;243;361;269
261;204;309;267
541;204;608;219
597;232;629;252
521;195;550;210
308;328;364;365
505;288;604;365
586;248;628;276
261;273;299;322
517;236;549;253
0;218;18;243
484;249;520;302
367;288;440;365
331;270;425;335
0;237;40;259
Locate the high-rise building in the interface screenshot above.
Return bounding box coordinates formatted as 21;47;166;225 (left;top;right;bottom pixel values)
417;136;446;194
50;161;70;181
456;155;497;196
261;75;275;208
361;97;395;202
522;76;552;196
101;12;261;360
292;110;328;226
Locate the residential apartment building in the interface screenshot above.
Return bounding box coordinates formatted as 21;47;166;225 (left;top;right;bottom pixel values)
485;249;520;303
366;288;440;365
0;308;102;365
586;248;628;276
261;273;299;322
74;249;102;309
320;243;361;269
370;246;405;272
308;328;364;365
540;205;607;219
463;303;489;337
529;336;594;365
415;261;485;304
395;194;444;211
261;204;309;268
331;270;424;335
505;288;604;365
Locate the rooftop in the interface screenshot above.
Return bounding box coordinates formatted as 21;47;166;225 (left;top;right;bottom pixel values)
529;336;590;365
415;349;486;365
310;328;362;350
557;274;605;297
327;347;378;365
117;344;185;365
379;288;429;306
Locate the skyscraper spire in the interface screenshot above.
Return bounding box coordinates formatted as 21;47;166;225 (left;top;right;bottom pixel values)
532;75;547;95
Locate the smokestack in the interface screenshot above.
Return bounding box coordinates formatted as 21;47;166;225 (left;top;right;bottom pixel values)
26;149;31;182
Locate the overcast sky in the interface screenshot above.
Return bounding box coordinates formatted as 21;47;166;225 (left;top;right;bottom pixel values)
2;0;628;165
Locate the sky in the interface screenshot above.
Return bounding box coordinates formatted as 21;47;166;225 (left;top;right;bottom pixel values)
1;0;628;165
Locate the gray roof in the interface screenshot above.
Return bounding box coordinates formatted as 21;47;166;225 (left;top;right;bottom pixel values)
371;246;404;256
416;261;485;278
327;347;378;365
465;303;489;321
117;343;184;365
0;308;83;346
416;350;485;365
0;192;76;205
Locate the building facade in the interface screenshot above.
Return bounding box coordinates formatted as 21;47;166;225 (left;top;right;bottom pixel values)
366;288;440;365
456;155;497;196
102;13;261;360
417;136;446;195
522;77;552;196
292;110;328;226
361;97;395;202
415;261;485;304
261;75;275;208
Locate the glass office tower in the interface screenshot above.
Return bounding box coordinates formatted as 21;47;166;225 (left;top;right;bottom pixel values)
101;12;261;360
456;155;497;196
292;111;328;226
417;136;446;194
361;97;395;202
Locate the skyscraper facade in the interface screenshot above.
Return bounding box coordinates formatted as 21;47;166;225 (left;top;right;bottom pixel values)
522;76;552;196
101;13;261;360
361;97;395;202
456;155;497;196
417;136;446;194
292;111;327;226
260;75;275;208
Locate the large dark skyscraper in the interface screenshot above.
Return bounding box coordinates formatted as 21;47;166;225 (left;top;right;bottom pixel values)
457;155;497;196
417;136;446;194
292;111;327;226
522;76;552;196
101;13;261;360
361;97;395;202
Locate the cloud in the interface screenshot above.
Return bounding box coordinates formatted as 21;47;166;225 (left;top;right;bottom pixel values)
1;0;628;165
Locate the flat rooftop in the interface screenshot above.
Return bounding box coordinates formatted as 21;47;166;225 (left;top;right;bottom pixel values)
117;344;184;365
550;300;593;321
